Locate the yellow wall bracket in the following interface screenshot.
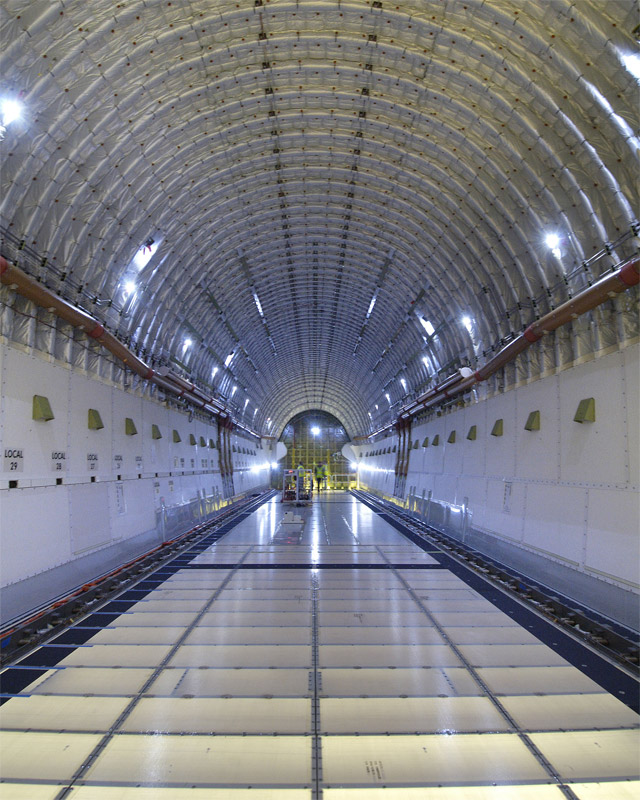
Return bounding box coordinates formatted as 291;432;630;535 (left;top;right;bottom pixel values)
525;410;541;431
88;408;104;430
574;397;596;423
33;395;54;421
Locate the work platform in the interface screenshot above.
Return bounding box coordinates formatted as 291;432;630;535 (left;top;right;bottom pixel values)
0;492;638;798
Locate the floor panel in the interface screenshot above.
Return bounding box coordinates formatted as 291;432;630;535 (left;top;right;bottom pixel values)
1;492;637;796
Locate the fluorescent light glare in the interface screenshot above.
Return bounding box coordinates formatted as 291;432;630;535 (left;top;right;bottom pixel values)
311;426;321;436
419;318;435;336
545;233;560;250
366;295;377;316
124;280;136;295
1;99;22;127
184;338;192;348
621;52;640;82
133;240;158;270
224;352;234;367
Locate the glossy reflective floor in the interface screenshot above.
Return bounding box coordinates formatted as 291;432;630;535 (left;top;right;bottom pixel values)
1;493;638;799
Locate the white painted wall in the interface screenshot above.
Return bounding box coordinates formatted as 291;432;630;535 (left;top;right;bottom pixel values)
358;343;640;617
0;343;270;590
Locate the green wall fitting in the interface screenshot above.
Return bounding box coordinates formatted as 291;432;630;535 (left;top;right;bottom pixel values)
422;437;429;447
151;424;162;439
467;425;477;440
88;408;104;430
525;410;541;431
209;439;216;448
432;434;440;446
189;434;197;446
125;418;137;436
447;431;456;444
33;395;54;422
491;419;504;437
173;430;182;443
199;436;207;447
574;397;596;423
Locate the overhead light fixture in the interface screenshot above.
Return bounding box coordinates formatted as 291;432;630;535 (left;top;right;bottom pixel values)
311;426;321;436
419;318;435;337
1;98;22;130
183;338;192;349
545;233;562;258
621;52;640;82
400;378;407;392
212;367;219;377
124;280;136;295
225;352;234;367
385;393;391;404
133;238;159;270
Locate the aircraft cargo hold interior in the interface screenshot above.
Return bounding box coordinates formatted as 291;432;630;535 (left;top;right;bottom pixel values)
0;1;638;797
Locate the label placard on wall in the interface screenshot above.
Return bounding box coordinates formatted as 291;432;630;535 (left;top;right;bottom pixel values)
87;453;99;471
51;451;66;472
4;448;24;472
114;454;123;472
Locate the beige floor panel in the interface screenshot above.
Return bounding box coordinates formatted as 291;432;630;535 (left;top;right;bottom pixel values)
323;786;566;799
319;626;444;645
0;786;64;800
319;644;461;668
107;612;198;627
319;612;429;627
169;644;311;667
86;734;311;785
69;789;312;800
457;644;570;667
320;667;482;697
57;644;173;668
446;626;541;645
501;694;640;731
147;589;218;600
218;589;311;599
186;625;311;645
201;611;310;626
0;695;129;731
87;626;186;645
570;782;640;800
432;612;519;626
414;589;481;600
121;696;311;733
146;667;311;697
125;599;208;613
322;733;548;784
478;666;607;695
211;599;312;611
315;590;409;598
318;599;419;612
420;601;500;613
530;730;640;779
30;667;154;696
320;696;510;733
0;731;102;781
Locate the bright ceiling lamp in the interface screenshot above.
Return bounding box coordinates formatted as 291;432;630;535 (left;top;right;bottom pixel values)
545;232;562;258
462;316;473;333
225;352;234;367
124;280;136;295
1;98;22;127
419;317;435;337
133;238;159;270
621;52;640;82
311;426;321;436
